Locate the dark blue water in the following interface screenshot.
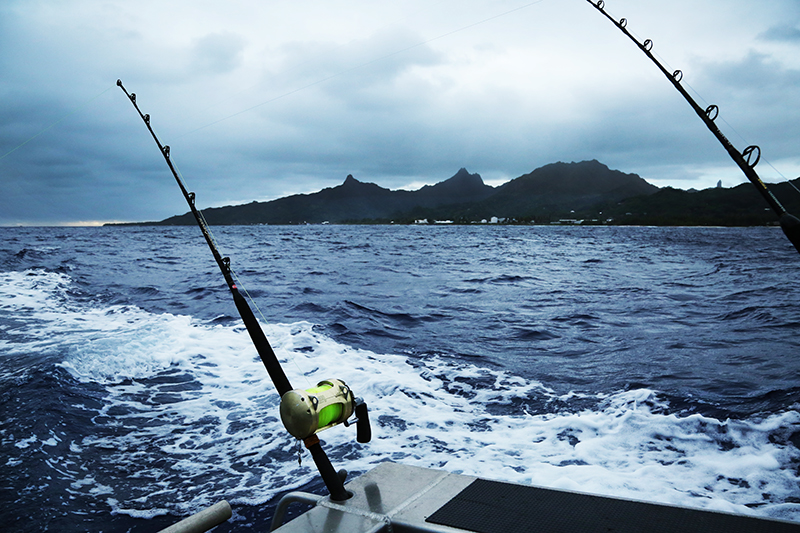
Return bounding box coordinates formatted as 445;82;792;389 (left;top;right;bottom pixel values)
2;225;800;531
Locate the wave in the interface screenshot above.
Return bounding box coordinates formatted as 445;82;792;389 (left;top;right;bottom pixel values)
2;269;800;526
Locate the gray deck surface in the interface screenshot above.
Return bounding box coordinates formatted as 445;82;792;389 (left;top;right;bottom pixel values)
273;463;800;532
427;477;800;533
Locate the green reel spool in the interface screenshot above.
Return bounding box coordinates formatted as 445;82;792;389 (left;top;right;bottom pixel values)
280;379;356;440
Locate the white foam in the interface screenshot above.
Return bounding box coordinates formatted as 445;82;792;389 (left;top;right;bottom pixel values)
14;435;37;449
3;269;800;522
0;270;71;311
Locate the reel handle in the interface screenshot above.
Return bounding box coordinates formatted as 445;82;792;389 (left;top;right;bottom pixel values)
355;399;371;443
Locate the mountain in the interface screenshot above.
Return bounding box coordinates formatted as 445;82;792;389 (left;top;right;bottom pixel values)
127;160;797;226
469;160;658;220
380;160;659;223
414;168;495;206
156;168;495;225
595;180;800;226
152;161;656;225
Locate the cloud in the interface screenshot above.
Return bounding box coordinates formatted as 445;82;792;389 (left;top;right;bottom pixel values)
759;25;800;42
190;32;246;75
701;51;800;93
3;0;800;225
691;51;800;161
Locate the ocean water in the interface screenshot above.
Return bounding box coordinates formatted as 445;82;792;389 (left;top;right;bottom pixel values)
1;224;799;531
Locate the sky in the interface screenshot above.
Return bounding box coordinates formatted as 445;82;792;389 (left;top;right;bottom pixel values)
1;0;799;226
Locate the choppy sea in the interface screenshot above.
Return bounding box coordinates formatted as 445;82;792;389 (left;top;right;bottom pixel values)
2;224;800;531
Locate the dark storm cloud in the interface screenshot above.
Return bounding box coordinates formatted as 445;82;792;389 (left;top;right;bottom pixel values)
2;0;800;225
759;25;800;43
690;52;800;161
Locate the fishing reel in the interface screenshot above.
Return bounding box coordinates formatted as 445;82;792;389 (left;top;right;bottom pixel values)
280;379;371;443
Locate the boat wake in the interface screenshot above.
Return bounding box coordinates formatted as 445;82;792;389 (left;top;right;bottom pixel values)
2;269;800;528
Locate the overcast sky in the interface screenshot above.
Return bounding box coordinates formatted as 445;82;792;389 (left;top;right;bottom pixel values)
1;0;799;225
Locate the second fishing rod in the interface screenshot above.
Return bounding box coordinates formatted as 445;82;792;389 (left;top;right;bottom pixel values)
587;0;800;255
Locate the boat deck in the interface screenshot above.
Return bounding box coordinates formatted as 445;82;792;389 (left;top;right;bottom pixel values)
272;462;800;532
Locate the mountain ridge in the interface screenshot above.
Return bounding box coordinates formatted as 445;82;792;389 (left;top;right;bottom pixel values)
111;160;800;226
150;160;655;225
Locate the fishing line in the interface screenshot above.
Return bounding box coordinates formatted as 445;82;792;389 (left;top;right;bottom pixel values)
160;141;312;385
165;146;312;384
230;268;313;388
0;84;116;163
181;0;454;124
679;77;792;184
667;61;797;190
177;0;550;138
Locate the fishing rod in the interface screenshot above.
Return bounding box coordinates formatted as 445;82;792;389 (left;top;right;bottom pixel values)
586;0;800;255
117;80;370;502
